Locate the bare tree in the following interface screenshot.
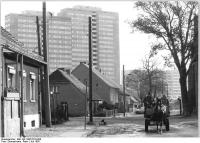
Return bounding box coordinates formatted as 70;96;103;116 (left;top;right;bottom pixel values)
126;52;166;101
126;69;146;102
130;1;198;115
142;52;158;94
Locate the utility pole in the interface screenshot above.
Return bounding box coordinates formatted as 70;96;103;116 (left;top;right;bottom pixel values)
42;1;51;127
0;39;2;137
20;55;24;137
84;80;87;129
88;16;93;124
123;65;126;117
36;16;43;126
36;16;42;56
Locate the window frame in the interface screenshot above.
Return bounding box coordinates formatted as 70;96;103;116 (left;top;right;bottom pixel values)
22;71;27;102
7;66;16;89
30;72;36;102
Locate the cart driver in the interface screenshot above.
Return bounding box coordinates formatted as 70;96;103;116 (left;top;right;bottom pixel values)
143;92;154;109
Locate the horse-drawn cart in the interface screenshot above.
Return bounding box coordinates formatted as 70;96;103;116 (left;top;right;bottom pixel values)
144;100;170;133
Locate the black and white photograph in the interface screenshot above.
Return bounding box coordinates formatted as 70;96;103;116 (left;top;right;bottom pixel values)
0;0;199;141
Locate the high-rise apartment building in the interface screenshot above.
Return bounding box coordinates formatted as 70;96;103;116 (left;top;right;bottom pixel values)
164;70;181;100
5;11;72;73
5;6;120;84
58;6;120;84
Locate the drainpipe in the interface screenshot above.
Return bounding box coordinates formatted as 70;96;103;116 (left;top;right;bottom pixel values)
15;54;19;90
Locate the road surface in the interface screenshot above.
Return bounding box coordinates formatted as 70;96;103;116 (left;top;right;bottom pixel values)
25;113;198;137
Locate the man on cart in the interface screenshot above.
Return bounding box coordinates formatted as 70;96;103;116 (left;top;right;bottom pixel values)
143;92;154;117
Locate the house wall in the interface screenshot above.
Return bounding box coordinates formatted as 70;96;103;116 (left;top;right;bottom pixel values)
109;88;118;104
4;58;40;129
23;64;39;115
50;83;86;117
72;64;118;105
118;94;130;112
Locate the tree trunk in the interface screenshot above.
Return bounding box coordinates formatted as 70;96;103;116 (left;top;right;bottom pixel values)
179;72;192;116
148;75;152;94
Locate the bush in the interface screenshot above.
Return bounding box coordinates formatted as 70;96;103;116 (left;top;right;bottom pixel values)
98;101;115;110
135;110;144;114
93;111;106;117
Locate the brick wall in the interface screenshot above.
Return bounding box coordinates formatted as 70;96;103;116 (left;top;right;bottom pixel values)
50;83;86;116
72;64;118;105
4;59;39;115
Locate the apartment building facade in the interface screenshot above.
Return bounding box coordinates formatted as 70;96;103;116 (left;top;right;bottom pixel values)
5;11;72;73
164;70;181;100
5;6;120;84
58;6;120;84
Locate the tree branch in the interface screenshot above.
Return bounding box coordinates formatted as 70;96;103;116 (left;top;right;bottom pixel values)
184;4;195;50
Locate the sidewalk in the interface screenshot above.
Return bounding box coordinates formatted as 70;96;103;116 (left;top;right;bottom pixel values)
24;119;98;137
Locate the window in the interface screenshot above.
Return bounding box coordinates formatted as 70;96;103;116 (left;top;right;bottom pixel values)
31;120;35;127
8;73;14;88
7;66;16;88
50;85;59;93
30;72;36;102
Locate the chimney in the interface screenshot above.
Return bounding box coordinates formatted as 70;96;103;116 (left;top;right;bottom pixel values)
58;68;71;75
80;61;86;65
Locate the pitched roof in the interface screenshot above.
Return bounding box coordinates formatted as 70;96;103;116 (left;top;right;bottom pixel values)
1;26;23;47
126;88;141;102
1;26;45;64
51;69;102;101
73;63;120;89
130;96;139;103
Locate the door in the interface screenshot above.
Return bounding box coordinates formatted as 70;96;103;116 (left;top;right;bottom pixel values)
4;97;20;137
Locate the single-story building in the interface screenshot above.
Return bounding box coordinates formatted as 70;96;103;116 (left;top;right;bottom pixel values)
118;86;141;113
1;27;47;137
72;62;119;107
49;68;102;117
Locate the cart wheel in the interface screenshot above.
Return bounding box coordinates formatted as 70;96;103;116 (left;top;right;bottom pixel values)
165;119;169;131
145;119;149;132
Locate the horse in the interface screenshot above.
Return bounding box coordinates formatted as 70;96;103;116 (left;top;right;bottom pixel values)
152;98;167;134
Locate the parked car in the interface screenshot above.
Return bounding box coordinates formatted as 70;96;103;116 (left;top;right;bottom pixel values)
135;106;144;114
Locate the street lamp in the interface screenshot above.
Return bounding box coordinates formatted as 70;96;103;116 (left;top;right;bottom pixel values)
50;90;56;124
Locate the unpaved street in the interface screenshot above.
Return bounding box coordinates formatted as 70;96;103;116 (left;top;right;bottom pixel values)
25;114;198;137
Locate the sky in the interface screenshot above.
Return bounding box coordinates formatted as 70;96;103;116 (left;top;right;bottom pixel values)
1;0;169;72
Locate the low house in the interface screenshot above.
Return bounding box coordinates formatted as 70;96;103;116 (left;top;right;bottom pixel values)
118;87;140;113
72;62;119;114
49;68;102;117
0;27;47;137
